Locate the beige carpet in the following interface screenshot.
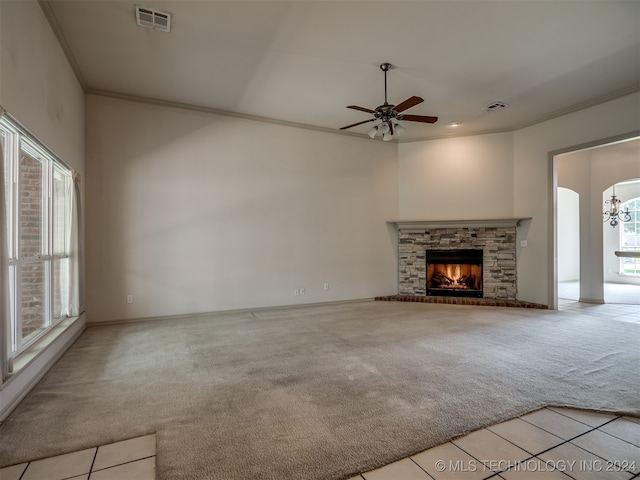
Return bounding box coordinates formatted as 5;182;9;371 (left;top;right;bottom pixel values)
0;301;638;479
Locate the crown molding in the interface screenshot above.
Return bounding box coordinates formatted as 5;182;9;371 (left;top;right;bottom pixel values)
84;84;640;145
85;88;399;142
38;0;87;91
39;0;639;146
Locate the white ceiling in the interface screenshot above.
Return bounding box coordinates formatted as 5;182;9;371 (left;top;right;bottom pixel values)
44;0;640;141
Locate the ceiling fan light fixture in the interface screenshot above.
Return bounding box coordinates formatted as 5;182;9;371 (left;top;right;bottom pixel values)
339;62;438;137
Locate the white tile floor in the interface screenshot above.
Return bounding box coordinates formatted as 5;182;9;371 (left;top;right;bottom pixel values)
557;298;640;326
351;407;640;480
0;433;155;480
558;281;640;306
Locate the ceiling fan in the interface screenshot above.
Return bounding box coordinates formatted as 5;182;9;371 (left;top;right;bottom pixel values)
340;63;438;141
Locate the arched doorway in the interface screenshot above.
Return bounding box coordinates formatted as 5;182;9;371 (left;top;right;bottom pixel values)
603;182;640;304
557;187;580;301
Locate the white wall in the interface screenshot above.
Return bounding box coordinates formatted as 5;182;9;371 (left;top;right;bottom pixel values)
513;93;640;305
556;149;600;301
0;0;85;420
85;95;398;322
398;132;514;219
557;188;580;282
0;1;84;171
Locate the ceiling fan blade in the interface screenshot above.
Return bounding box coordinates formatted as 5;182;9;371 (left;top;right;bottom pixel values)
340;118;375;130
393;96;424;113
347;105;376;114
401;114;438;124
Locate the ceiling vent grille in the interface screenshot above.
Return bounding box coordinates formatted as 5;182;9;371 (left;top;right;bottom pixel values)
483;101;510;112
135;6;171;32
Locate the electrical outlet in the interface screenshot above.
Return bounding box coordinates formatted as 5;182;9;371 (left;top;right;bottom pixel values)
127;295;134;304
294;289;299;296
323;283;329;290
520;240;528;247
300;287;305;295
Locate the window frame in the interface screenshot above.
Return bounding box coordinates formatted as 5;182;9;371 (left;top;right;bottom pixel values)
1;114;73;357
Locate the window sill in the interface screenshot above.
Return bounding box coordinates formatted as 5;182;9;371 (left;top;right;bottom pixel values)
3;315;85;386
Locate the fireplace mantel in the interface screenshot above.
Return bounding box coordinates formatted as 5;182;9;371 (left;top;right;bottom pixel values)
389;218;531;230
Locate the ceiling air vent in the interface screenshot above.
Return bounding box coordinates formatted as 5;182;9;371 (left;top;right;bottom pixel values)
135;6;171;32
483;101;510;112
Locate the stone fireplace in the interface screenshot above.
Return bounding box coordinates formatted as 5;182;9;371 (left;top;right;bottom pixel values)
392;219;525;301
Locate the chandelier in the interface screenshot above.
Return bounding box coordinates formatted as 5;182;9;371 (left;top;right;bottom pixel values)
603;185;631;227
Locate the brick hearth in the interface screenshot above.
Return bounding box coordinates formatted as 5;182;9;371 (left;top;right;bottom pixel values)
375;295;547;309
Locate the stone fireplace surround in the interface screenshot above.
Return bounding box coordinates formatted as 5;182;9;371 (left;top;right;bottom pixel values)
377;219;546;309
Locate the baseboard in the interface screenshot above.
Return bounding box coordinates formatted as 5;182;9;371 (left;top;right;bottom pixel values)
0;315;86;422
578;297;605;304
86;298;377;327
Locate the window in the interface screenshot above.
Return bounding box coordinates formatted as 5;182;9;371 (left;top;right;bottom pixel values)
1;114;74;357
620;197;640;276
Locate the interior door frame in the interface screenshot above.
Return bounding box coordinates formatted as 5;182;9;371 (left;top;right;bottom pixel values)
548;129;640;310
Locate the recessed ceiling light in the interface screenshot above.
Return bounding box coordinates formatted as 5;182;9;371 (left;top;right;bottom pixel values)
449;122;461;127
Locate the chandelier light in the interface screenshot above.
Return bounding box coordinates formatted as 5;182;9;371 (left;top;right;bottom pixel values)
603;185;631;227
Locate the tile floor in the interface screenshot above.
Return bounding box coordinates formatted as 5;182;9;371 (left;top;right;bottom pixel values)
0;433;155;480
350;407;640;480
2;408;637;480
557;298;640;325
558;281;640;306
1;300;638;480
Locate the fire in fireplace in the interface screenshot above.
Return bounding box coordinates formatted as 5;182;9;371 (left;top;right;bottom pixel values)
426;249;483;298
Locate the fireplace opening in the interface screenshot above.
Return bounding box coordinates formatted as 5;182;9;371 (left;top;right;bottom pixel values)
426;249;483;298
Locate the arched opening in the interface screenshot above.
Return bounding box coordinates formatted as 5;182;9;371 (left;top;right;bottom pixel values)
557;188;580;301
603;181;640;304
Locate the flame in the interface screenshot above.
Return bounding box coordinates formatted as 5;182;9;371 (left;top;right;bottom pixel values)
428;263;481;290
446;264;461;281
